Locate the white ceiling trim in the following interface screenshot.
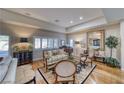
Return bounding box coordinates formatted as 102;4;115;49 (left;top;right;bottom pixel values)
0;9;66;33
1;8;123;34
0;20;42;29
102;9;124;23
5;8;104;28
66;16;107;33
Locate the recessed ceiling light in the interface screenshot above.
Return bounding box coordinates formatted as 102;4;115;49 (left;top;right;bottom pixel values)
79;16;83;20
70;21;73;24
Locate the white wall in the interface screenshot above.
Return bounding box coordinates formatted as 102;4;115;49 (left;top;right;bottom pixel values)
67;24;121;62
67;32;87;48
0;22;66;61
105;24;121;62
120;21;124;70
0;9;66;33
66;17;107;33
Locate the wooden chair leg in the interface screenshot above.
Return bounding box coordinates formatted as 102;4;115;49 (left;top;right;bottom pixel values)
55;74;57;84
91;62;92;67
45;64;47;72
44;59;47;72
73;75;75;84
91;59;93;67
83;61;86;68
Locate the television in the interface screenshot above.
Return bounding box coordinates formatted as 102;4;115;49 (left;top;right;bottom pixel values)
93;39;100;46
20;38;28;42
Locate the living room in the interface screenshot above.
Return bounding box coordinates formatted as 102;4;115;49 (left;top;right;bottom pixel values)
0;8;124;84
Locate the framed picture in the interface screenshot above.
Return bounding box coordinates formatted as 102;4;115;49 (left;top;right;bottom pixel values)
93;39;100;46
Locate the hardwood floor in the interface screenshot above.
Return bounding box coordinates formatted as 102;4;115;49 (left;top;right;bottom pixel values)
32;60;45;71
84;61;124;84
32;60;124;84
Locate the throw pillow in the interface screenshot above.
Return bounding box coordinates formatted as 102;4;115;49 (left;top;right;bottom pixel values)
48;51;52;56
59;49;65;54
52;50;57;55
44;51;49;58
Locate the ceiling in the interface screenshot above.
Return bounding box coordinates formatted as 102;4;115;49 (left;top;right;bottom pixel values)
6;8;104;28
2;8;124;33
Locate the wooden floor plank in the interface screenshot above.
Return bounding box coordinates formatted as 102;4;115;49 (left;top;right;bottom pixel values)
84;62;124;84
32;61;124;84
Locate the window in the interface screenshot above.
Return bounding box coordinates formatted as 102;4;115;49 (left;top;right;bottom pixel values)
34;38;41;49
61;40;65;46
54;39;58;48
48;39;53;48
69;39;74;47
42;38;48;49
0;36;9;57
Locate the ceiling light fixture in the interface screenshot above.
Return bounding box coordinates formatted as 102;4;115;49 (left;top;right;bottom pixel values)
79;16;83;20
70;21;73;24
54;19;60;22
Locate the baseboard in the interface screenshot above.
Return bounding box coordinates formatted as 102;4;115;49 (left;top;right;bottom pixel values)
33;58;43;61
121;68;124;71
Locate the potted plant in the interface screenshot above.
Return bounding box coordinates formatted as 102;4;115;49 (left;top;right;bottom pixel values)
105;36;120;67
12;43;33;52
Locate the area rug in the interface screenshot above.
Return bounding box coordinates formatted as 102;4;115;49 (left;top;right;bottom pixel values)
36;64;96;84
16;64;96;84
15;64;35;84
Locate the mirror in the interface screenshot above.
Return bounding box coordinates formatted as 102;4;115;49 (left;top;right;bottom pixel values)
87;30;105;50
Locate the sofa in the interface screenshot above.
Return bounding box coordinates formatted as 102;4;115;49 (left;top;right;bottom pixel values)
43;49;68;71
0;56;18;84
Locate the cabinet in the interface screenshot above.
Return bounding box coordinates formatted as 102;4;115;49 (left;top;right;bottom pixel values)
13;51;33;66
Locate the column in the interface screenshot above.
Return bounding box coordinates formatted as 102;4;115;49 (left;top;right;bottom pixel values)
120;20;124;70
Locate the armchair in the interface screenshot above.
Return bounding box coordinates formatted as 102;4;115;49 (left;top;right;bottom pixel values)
94;50;105;62
80;49;94;68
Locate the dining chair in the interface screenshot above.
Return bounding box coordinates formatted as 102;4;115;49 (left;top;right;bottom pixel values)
80;54;88;68
86;49;94;67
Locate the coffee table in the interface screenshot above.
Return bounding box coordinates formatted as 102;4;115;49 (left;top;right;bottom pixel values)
55;60;76;83
37;58;96;84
